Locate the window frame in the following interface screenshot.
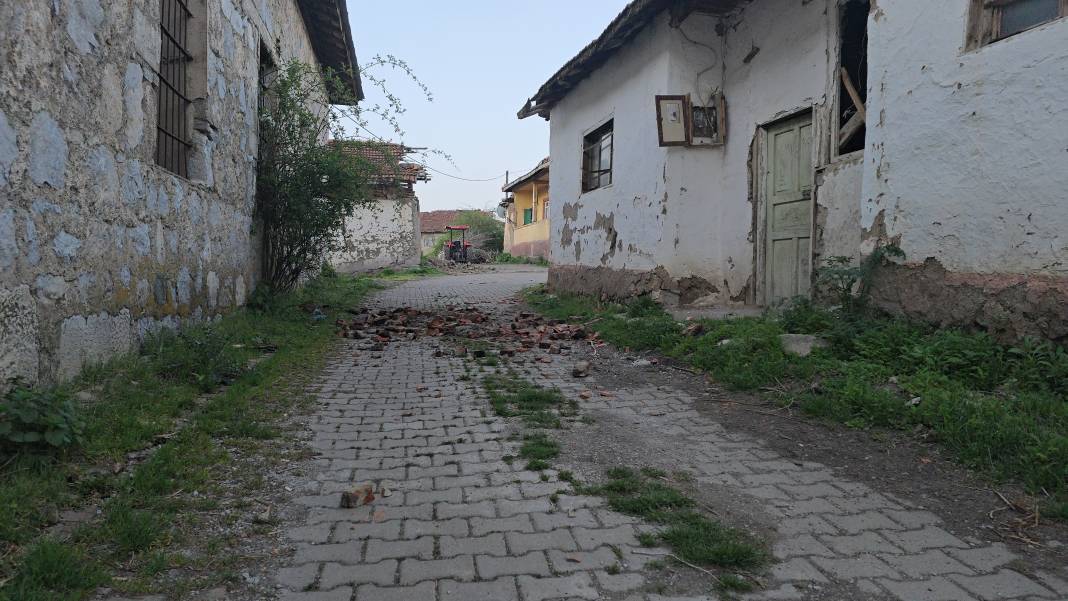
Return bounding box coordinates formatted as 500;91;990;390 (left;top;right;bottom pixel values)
522;208;534;225
967;0;1068;50
581;119;614;194
156;0;194;178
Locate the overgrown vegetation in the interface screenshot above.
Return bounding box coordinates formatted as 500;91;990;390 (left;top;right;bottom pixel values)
0;274;380;599
496;252;549;267
524;259;1068;516
479;370;763;588
579;467;766;576
483;373;576;430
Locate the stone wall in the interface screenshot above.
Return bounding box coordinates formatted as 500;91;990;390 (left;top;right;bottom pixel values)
0;0;324;385
331;195;421;272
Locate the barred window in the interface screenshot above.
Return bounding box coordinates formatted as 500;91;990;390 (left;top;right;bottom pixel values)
156;0;193;177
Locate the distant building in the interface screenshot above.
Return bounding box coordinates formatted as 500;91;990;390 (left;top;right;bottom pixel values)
330;142;429;272
500;158;550;260
419;210;464;253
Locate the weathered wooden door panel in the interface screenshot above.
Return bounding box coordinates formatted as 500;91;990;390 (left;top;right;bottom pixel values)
765;115;813;305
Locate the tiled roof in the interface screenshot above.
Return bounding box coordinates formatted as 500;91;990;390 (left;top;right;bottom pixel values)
331;141;430;185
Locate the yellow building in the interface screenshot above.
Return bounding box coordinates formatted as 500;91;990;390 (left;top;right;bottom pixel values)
500;158;550;260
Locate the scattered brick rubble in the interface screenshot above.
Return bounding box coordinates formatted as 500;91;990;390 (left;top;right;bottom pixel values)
335;306;601;359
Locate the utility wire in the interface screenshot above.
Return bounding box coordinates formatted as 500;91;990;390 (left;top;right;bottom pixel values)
345;117;508;183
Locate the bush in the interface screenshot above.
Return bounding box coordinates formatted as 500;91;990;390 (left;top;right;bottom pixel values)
0;385;84;450
142;326;245;393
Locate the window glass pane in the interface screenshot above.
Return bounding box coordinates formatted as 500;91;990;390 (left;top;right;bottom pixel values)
1000;0;1059;37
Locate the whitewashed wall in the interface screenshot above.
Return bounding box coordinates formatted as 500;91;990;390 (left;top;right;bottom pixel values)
331;197;420;272
859;0;1068;339
548;1;841;304
862;0;1068;274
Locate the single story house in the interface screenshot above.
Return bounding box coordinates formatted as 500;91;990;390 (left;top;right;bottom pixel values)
500;157;550;260
420;210;463;253
519;0;1068;340
330;142;429;272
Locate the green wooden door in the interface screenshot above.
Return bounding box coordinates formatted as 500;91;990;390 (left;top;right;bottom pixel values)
765;115;813;305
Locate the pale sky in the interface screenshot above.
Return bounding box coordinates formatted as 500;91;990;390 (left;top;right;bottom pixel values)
344;1;629;212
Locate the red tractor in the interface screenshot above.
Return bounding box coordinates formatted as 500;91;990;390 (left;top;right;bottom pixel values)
445;225;471;262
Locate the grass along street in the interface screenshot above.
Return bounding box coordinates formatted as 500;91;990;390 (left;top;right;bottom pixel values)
0;271;386;600
479;367;768;592
523;285;1068;522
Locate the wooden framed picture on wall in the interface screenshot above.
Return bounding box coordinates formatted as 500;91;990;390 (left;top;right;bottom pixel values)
655;95;691;146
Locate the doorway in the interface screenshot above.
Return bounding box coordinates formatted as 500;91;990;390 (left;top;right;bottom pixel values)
762;113;814;306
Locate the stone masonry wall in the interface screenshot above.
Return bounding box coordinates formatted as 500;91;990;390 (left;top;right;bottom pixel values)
0;0;323;385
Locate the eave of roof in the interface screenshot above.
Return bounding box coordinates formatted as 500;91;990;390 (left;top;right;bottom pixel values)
518;0;747;119
502;157;550;193
298;0;364;105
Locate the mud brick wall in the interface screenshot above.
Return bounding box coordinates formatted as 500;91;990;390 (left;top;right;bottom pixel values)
0;0;323;385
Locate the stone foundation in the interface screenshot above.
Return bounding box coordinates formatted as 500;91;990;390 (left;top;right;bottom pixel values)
870;258;1068;343
547;264;672;300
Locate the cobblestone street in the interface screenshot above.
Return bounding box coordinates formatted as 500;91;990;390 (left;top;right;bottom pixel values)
271;268;1068;601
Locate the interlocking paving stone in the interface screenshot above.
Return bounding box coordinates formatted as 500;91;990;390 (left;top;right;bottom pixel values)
506;529;578;554
440;533;508;557
399;555;475;585
516;573;599;601
948;570;1057;600
278;588;353;601
475;551;552;579
319;560;397;589
356;581;436;601
292;542;363;565
877;577;978;601
276;563;319;590
265;269;1063;601
438;577;520;601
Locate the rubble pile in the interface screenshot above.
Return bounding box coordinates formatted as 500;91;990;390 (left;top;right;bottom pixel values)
335;306;602;357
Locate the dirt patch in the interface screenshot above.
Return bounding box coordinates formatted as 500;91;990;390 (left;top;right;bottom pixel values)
584;347;1068;576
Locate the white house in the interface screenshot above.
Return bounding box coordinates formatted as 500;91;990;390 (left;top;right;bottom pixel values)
519;0;1068;340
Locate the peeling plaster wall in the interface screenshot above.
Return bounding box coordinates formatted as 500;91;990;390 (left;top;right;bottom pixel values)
862;1;1068;272
0;0;325;385
548;1;838;305
815;155;864;267
862;1;1068;339
331;196;421;272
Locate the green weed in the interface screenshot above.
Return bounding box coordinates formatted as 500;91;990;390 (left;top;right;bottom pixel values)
583;467;764;570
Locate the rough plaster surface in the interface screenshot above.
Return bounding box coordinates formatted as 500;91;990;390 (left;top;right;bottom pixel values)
331;196;421;272
860;0;1068;335
862;1;1068;275
0;286;40;388
547;1;836;305
0;0;326;381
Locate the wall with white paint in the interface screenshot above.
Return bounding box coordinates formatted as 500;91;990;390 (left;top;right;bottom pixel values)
0;0;328;384
331;196;421;272
862;0;1068;275
549;1;838;305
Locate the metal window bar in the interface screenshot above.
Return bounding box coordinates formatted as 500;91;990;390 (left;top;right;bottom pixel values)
156;0;193;178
